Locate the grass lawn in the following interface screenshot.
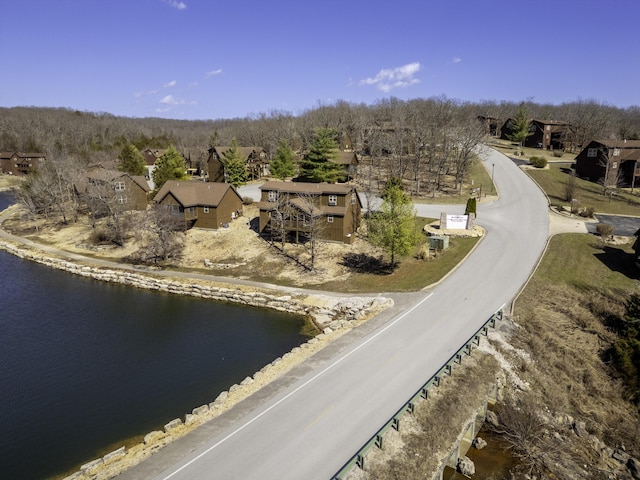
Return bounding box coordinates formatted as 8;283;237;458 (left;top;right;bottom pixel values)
318;235;480;293
525;163;640;216
525;233;638;294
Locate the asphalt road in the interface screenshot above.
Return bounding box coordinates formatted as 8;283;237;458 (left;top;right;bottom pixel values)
117;146;549;480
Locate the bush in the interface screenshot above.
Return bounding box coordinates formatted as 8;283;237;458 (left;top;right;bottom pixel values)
553;150;564;158
580;206;595;218
596;223;615;238
242;196;254;205
529;156;548;168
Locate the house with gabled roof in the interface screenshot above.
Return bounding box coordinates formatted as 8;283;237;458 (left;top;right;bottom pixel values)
154;180;243;229
500;118;573;150
207;146;268;182
0;151;46;175
258;181;361;244
77;166;150;211
575;139;640;188
332;151;359;180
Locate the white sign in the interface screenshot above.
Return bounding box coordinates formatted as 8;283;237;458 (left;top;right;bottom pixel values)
446;214;468;230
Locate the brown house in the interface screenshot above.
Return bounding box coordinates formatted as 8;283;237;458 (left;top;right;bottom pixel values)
0;151;46;175
154;180;243;229
258;181;361;244
500;119;572;150
141;148;166;166
79;167;150;211
332;151;359;180
575;139;640;188
207;146;268;182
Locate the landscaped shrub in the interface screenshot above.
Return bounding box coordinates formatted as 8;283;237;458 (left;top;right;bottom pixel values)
596;223;615;238
580;206;595;218
529;156;548;168
553;150;564;158
242;196;254;205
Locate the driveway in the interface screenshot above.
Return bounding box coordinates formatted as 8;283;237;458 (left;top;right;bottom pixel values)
588;214;640;237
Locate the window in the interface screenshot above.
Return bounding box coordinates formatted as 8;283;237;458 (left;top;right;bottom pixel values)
203;206;209;213
117;195;127;204
115;181;125;191
328;194;337;206
545;125;550;131
587;148;598;158
613;148;620;157
268;191;277;202
350;193;356;205
612;162;618;169
327;215;334;223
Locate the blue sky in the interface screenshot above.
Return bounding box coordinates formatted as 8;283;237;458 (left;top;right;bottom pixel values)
1;0;638;120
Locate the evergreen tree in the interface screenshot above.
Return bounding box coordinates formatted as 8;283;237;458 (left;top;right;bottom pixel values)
270;139;296;180
367;185;418;266
117;144;146;176
507;102;533;151
465;197;477;217
221;138;248;187
152;145;188;192
300;128;344;183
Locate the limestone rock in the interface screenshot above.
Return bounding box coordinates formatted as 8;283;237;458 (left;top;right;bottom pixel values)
472;436;487;450
164;418;183;433
456;456;475;476
485;410;499;428
613;448;631;464
573;420;588;438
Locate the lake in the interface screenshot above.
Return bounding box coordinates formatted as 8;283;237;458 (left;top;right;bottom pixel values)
0;191;309;479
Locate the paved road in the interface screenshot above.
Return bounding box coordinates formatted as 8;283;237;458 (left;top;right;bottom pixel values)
115;146;549;480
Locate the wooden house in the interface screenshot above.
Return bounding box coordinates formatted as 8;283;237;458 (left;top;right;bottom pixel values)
207;146;268;182
154;180;243;229
79;167;150;211
500;118;572;150
258;181;361;244
0;152;46;175
332;151;359;180
575;139;640;188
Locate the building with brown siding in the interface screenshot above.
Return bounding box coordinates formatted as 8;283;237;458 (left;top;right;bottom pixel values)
575;139;640;188
258;181;361;244
154;180;243;229
207;146;268;182
78;167;150;211
0;152;46;175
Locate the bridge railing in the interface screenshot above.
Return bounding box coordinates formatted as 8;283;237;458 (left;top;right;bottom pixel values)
331;308;504;480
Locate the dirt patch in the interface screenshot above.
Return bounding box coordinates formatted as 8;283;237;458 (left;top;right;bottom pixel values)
3;204;386;287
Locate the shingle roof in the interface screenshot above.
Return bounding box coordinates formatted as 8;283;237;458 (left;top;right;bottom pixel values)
260;181;354;195
155;180;238;207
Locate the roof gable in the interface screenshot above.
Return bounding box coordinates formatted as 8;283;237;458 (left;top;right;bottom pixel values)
155;180;239;207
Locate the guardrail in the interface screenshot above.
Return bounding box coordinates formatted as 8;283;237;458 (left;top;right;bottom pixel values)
331;307;504;480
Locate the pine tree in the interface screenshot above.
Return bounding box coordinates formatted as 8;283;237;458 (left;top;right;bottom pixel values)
270;139;296;181
300;128;344;183
221;138;248;187
507;102;533;151
152;145;188;192
117;144;146;176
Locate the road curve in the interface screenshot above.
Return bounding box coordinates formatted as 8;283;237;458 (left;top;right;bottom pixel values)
116;146;549;480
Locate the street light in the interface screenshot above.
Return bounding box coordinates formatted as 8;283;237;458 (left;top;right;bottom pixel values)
490;163;495;194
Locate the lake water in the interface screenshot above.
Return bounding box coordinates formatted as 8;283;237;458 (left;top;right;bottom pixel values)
0;191;309;479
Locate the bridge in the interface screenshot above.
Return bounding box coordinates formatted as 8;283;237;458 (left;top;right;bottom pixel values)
116;146;549;480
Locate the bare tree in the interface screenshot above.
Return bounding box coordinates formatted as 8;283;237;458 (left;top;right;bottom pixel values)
296;192;327;273
127;205;184;265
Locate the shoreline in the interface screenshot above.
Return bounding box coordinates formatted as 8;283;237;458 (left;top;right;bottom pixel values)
0;227;393;480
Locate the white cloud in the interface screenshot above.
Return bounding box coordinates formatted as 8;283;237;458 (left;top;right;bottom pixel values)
163;0;186;10
163;80;177;88
359;62;421;93
134;89;159;98
160;95;181;105
452;57;462;64
205;69;223;77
